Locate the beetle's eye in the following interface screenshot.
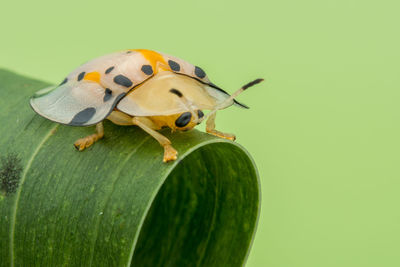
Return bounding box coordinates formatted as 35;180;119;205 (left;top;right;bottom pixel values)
197;110;204;119
175;112;192;127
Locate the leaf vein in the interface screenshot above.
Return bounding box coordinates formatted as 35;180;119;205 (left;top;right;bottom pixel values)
9;124;58;267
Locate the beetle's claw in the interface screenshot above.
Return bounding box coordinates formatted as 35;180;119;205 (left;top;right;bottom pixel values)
74;138;90;151
74;133;103;151
206;129;236;141
163;145;178;162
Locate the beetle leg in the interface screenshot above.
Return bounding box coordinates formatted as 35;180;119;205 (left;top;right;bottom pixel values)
74;122;104;151
206;112;236;141
132;117;178;162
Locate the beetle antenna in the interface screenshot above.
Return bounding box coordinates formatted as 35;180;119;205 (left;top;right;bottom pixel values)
169;88;200;123
203;78;264;121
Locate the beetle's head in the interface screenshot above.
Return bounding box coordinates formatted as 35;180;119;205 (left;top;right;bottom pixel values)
173;109;204;131
167;88;206;131
168;78;265;132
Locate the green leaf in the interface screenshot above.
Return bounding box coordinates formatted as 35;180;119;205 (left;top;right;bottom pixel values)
0;69;260;267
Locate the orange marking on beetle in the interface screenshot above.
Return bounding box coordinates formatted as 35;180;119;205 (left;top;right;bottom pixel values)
84;72;101;83
131;49;170;73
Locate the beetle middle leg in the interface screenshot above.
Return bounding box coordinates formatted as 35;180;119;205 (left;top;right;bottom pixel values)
74;122;104;151
132;117;178;162
206;112;236;141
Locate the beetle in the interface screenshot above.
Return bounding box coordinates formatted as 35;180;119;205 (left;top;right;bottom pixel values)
30;49;263;162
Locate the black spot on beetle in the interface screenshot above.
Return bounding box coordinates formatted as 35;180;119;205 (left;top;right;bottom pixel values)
169;88;183;97
114;75;133;87
175;112;192;127
197;110;204;118
0;153;22;196
194;66;206;78
168;60;180;71
69;107;96;125
77;72;86;81
126;51;132;54
105;66;114;74
141;65;153;75
103;88;112;102
60;78;68;85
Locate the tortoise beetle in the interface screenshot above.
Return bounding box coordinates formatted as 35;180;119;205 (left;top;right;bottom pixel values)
30;49;263;162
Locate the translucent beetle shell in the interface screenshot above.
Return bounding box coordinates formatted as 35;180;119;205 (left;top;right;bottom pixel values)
30;49;263;162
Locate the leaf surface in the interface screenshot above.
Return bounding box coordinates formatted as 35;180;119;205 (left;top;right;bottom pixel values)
0;69;260;267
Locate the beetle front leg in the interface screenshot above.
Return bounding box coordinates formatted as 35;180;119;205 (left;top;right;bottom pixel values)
74;122;104;151
132;117;178;162
206;112;236;141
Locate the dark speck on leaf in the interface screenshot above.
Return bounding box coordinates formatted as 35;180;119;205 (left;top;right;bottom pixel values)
0;153;23;196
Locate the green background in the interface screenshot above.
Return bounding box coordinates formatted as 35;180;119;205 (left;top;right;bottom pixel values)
1;0;399;266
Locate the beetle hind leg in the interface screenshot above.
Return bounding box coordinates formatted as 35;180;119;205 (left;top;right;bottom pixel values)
206;112;236;141
132;117;178;162
74;122;104;151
